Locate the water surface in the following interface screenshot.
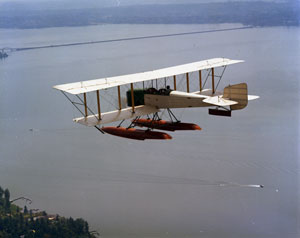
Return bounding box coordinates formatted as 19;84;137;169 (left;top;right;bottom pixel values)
0;24;299;238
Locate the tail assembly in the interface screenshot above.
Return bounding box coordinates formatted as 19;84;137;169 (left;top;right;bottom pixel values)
207;83;259;117
223;83;248;110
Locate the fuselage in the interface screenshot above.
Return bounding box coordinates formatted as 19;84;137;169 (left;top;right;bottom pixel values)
144;89;222;109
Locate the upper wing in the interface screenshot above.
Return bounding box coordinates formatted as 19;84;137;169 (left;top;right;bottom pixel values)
53;58;243;95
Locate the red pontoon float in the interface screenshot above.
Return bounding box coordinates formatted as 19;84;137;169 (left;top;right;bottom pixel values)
101;127;172;140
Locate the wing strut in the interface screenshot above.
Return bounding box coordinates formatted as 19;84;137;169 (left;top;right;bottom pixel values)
186;73;190;93
202;68;211;89
96;90;101;120
167;108;180;123
61;91;105;133
199;70;202;91
75;95;99;121
130;83;135;113
83;93;88;117
61;91;85;117
212;68;215;94
117;86;122;110
173;75;177;90
214;66;227;91
202;66;227;93
94;125;105;134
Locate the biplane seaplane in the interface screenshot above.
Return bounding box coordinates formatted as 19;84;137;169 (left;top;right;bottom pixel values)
53;58;258;140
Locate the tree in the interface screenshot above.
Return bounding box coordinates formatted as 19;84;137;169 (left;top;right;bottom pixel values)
84;221;89;234
4;189;10;212
4;189;10;201
0;187;3;207
0;186;4;198
24;206;28;215
19;212;24;228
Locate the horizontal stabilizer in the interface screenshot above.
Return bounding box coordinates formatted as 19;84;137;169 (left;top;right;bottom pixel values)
169;91;207;99
203;96;238;107
248;95;259;100
74;105;159;126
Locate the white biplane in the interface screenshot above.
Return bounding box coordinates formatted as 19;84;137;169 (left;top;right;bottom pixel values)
53;58;259;140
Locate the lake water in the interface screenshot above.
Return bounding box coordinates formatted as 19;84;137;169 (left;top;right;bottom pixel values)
0;24;299;238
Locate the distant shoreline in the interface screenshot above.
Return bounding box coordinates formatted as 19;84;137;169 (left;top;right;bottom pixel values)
0;2;299;29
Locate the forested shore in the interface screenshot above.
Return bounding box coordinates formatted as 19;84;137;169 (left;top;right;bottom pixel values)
0;186;97;238
0;1;299;29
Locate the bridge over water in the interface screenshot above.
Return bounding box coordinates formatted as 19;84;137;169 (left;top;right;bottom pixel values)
1;26;252;55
